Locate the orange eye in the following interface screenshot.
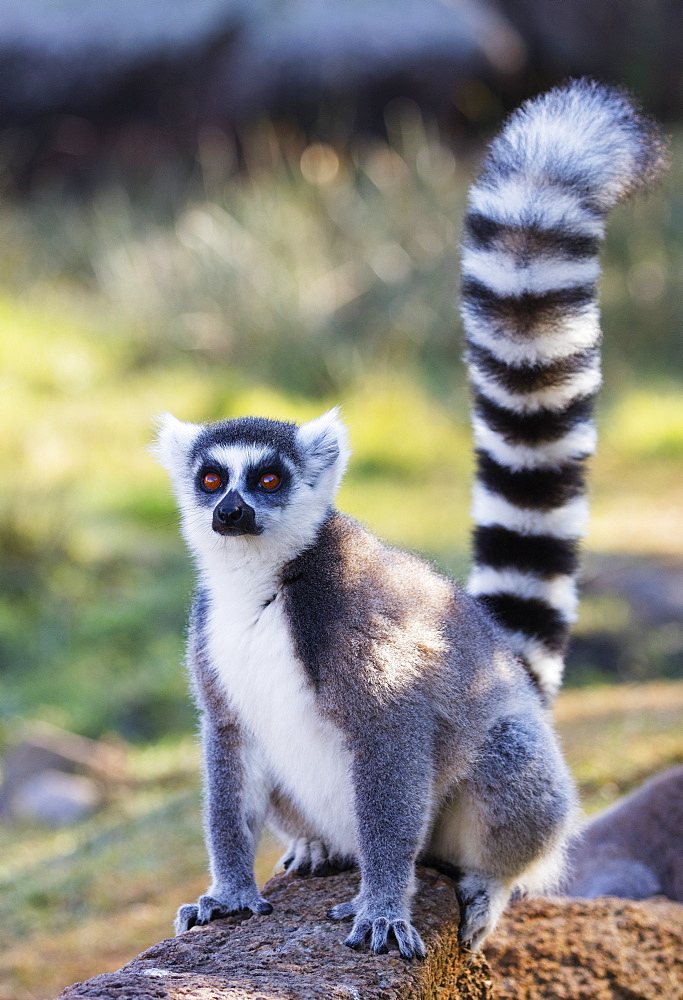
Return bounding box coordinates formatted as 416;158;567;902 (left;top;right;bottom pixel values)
202;472;222;491
259;472;281;491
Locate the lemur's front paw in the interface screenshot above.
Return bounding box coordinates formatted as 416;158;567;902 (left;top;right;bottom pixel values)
174;887;273;934
456;872;509;953
328;898;426;960
278;837;354;877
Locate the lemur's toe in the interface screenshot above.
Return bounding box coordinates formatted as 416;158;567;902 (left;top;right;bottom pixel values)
342;913;426;959
344;918;372;949
174;903;199;934
327;899;357;920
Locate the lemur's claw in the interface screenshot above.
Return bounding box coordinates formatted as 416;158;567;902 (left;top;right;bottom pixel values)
327;899;357;920
254;900;274;914
456;872;508;952
389;919;426;960
337;908;426;959
175;903;200;932
278;838;354;877
344;918;372;949
174;891;273;934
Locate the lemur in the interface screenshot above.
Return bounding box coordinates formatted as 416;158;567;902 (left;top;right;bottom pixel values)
156;80;666;958
562;766;683;903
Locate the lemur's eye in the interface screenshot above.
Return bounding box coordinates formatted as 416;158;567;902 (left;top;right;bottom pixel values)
201;472;222;492
259;472;281;491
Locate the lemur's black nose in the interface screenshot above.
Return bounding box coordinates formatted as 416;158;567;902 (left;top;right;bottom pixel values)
213;491;259;535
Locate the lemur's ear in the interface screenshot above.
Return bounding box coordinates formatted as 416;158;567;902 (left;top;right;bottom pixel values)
152;412;202;477
296;407;351;487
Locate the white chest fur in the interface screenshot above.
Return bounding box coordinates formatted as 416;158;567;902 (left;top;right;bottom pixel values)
204;560;357;854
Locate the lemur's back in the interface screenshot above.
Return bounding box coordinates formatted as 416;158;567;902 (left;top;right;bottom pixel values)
281;509;537;743
564;766;683;902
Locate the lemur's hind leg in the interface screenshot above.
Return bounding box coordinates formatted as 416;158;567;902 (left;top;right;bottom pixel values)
268;789;355;877
277;838;355;877
429;715;575;951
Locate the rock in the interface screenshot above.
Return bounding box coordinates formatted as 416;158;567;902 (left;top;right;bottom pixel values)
9;767;103;826
0;0;243;120
485;895;683;1000
2;0;680;190
55;867;494;999
0;721;127;825
52;869;683;999
0;0;520;126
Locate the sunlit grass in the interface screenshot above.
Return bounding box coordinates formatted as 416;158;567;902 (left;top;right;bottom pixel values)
587;388;683;555
605;389;683;460
554;681;683;812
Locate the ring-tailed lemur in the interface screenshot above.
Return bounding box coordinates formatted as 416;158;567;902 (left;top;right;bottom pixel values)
561;766;683;902
155;80;666;958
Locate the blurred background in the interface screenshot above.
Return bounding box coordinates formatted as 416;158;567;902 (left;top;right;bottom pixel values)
0;1;682;996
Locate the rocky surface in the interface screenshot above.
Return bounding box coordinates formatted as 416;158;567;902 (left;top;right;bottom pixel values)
55;867;493;999
54;867;683;999
486;895;683;1000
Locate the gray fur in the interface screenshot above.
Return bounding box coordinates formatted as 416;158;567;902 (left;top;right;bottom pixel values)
562;766;683;902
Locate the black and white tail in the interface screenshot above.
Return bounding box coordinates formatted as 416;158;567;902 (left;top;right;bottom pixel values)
461;79;667;702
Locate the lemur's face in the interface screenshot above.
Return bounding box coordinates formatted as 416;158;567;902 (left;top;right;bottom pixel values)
155;409;350;564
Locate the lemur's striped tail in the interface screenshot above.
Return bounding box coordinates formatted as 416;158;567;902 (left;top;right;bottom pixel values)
461;79;667;702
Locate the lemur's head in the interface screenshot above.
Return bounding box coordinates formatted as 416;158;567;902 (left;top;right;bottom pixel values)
154;409;350;564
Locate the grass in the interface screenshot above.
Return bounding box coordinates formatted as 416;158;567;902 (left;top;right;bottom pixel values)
555;681;683;812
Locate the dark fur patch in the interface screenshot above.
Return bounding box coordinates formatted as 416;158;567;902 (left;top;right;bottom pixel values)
466;342;599;396
476;593;569;651
189;417;300;467
472;390;596;446
192;586;211;636
473;525;579;578
280;512;457;700
462;277;595;338
280;512;348;685
475;450;586;511
464;211;602;260
480;716;537;774
193;452;293;509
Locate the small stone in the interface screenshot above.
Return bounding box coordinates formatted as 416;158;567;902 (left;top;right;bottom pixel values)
11;769;102;826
